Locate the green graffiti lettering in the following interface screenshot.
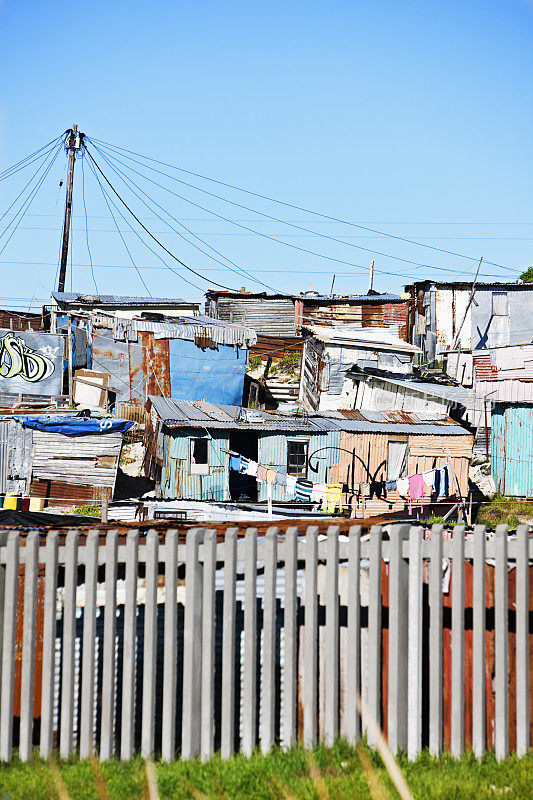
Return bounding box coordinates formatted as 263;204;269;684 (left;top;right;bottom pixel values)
0;333;55;383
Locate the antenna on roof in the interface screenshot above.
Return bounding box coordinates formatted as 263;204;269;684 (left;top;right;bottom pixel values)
330;274;336;296
368;260;375;294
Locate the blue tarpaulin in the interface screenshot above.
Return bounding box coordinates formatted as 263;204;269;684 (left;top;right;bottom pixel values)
168;338;247;405
16;414;134;436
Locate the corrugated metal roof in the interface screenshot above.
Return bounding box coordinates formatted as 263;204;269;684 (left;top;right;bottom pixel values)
112;314;257;347
206;290;405;303
356;373;472;404
149;396;471;436
52;292;195;306
308;324;420;352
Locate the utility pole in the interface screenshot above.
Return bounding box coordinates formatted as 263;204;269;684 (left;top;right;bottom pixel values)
367;260;374;294
58;125;82;293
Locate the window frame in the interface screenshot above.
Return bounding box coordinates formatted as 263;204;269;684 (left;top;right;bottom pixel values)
386;438;408;481
188;436;209;476
286;438;309;479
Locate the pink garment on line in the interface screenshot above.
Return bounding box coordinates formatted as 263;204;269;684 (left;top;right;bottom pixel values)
408;473;424;515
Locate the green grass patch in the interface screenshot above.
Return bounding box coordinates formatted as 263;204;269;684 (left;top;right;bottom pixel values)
475;493;533;529
72;505;101;519
0;744;532;800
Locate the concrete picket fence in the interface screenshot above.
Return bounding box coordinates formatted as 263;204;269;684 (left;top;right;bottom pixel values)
0;524;530;762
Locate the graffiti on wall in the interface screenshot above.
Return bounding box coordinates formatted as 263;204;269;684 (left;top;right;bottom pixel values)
0;329;64;396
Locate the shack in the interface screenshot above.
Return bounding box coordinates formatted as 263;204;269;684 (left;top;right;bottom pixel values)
491;402;533;497
299;325;420;411
0;412;133;504
50;292;200;328
146;397;473;517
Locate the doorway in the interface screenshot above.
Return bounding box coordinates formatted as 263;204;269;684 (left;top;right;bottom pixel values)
229;430;259;500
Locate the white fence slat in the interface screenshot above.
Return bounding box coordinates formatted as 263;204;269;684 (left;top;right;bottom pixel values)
366;525;382;746
162;529;178;762
281;526;298;750
40;531;58;759
429;524;443;756
220;528;237;759
200;529;217;761
343;525;361;744
0;533;18;761
19;532;39;762
387;525;409;754
407;525;423;760
324;525;340;746
515;524;530;756
494;525;509;761
60;531;79;759
100;530;118;760
303;525;318;747
0;534;5;696
120;530;139;760
79;530;99;759
242;527;258;756
181;528;205;759
451;525;466;758
141;530;158;758
472;525;486;758
260;527;278;754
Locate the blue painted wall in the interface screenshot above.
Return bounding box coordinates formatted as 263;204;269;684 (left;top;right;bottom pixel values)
169;339;247;404
492;403;533;497
160;428;228;500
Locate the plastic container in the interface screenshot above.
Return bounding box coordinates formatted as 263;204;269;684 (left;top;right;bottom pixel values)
3;494;20;510
29;497;45;512
20;497;30;512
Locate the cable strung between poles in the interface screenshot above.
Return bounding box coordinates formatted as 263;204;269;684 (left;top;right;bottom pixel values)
0;133;64;181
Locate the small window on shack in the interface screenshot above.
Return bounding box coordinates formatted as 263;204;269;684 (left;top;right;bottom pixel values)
387;440;407;481
189;437;209;475
492;291;509;317
287;439;309;478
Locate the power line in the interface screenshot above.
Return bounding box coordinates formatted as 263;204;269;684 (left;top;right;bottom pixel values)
81;157;98;294
91;135;520;274
0;143;63;233
89;140;284;294
0;134;63;181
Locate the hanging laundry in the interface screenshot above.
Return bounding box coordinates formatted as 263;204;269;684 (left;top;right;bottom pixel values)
385;479;397;491
408;473;424;515
285;474;297;497
238;457;250;474
265;468;277;484
432;469;441;501
438;465;449;497
360;482;370;498
311;482;327;503
423;470;435;490
325;483;342;513
256;464;267;482
229;455;242;472
397;477;409;495
275;472;287;487
246;460;258;477
294;478;313;501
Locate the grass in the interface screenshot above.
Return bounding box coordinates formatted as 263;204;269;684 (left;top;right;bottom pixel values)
0;745;532;800
475;493;533;529
72;505;101;519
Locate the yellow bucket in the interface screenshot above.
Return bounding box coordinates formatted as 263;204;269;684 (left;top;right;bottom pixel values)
3;493;19;510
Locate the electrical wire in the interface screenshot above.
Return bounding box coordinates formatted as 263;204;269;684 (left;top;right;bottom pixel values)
0;133;64;181
91;135;519;274
81;157;98;293
85;153;153;296
0;142;63;233
85;148;239;292
88;141;285;294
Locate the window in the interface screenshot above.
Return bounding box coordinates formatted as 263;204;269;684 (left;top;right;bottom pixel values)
492;291;509;317
189;437;209;475
387;440;407;480
287;440;309;478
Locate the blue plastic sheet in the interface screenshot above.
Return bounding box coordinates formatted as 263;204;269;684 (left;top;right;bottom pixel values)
16;414;134;436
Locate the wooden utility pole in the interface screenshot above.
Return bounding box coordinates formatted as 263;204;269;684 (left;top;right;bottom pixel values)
58;125;82;293
368;260;375;293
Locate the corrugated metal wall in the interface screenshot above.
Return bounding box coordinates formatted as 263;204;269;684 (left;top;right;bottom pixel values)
168;339;247;405
160;428;229;500
492;404;533;497
213;298;297;336
0;419;33;494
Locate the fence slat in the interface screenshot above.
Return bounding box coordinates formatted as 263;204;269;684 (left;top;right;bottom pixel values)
162;529;178;762
100;530;118;760
19;532;39;762
367;525;382;746
0;533;18;761
515;524;530;756
428;525;443;756
60;531;79;759
220;528;238;759
451;525;466;758
472;525;486;758
79;530;99;759
343;525;361;744
303;525;318;747
407;525;423;760
388;524;409;754
201;529;217;761
260;527;278;754
141;530;158;758
40;532;59;759
494;525;509;761
282;526;298;750
0;533;5;696
120;530;139;761
182;528;205;759
242;527;258;757
324;525;340;746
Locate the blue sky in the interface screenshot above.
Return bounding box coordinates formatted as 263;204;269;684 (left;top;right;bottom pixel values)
1;0;532;309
